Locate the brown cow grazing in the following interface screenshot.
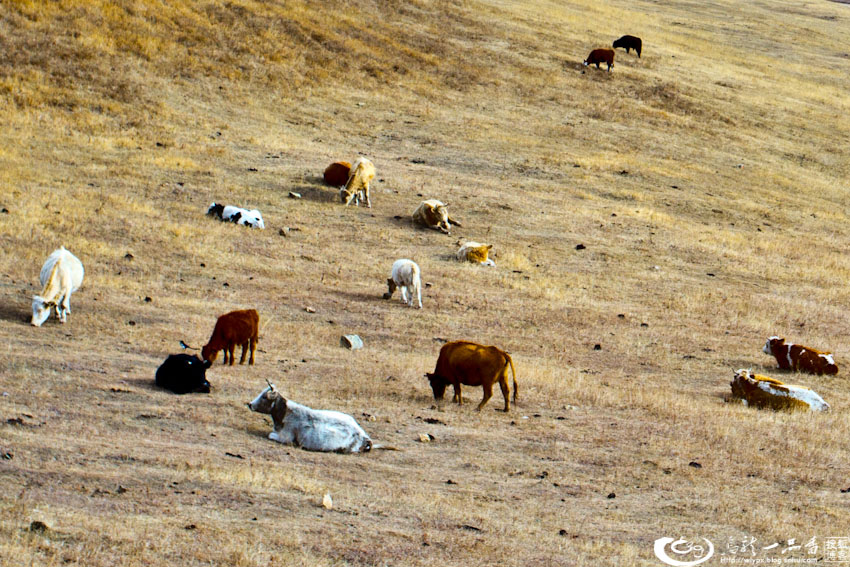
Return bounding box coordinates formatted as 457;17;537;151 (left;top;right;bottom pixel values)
426;340;518;411
612;35;642;57
323;161;351;187
202;309;260;366
762;336;838;375
583;48;615;72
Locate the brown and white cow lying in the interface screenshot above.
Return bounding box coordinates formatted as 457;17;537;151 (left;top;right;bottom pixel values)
457;241;495;267
412;199;461;234
426;340;517;411
730;369;829;412
762;336;838;375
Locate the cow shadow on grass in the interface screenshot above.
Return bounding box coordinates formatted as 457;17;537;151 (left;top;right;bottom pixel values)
290;183;338;204
332;289;388;304
0;301;29;324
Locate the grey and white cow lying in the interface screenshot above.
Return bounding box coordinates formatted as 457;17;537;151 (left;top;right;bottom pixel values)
248;383;372;453
206;202;265;229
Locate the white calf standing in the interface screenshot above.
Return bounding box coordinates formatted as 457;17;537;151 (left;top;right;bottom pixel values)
248;383;373;453
31;247;85;327
382;259;422;308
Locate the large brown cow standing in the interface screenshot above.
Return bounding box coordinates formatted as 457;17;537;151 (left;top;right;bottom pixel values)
201;309;260;366
426;340;518;411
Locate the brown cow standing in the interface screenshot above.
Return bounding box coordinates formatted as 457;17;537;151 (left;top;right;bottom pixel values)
202;309;259;366
426;340;518;411
583;48;615;72
323;161;351;187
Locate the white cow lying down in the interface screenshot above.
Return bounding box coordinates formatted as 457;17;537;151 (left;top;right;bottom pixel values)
32;247;85;327
248;383;373;453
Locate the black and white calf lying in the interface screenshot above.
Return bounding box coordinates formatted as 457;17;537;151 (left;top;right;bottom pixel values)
247;383;372;453
155;354;212;394
206;202;265;229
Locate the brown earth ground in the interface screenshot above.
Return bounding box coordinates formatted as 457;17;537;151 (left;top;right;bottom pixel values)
1;0;850;565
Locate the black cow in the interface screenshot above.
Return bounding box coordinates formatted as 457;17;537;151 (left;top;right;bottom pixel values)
155;354;212;394
613;35;642;57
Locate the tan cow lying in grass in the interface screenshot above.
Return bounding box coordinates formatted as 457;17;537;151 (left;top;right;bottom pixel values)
412;199;460;234
426;340;517;411
340;157;375;207
456;241;495;267
248;382;373;453
730;369;829;412
31;247;85;327
201;309;259;365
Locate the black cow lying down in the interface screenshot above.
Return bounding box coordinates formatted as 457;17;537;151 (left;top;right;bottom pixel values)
155;354;212;394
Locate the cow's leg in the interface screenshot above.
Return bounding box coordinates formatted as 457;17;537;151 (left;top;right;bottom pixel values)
239;341;249;364
499;375;511;412
477;383;493;411
228;345;236;366
400;286;409;305
249;337;257;365
452;383;463;404
222;348;229;365
364;184;371;208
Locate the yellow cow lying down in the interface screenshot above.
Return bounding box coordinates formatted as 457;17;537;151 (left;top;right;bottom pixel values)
457;241;495;267
730;369;829;412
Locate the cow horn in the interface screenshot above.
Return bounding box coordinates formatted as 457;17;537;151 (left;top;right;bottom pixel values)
179;340;198;350
266;379;275;390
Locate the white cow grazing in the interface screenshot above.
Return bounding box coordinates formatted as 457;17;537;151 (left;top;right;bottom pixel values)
206;202;265;229
382;259;422;308
340;157;375;208
457;241;496;267
32;247;85;327
248;383;373;453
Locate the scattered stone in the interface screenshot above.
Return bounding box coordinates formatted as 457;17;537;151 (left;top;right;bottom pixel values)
559;529;568;536
116;485;127;494
128;321;136;326
841;487;850;493
2;452;12;460
124;253;134;260
593;344;601;350
446;479;456;485
418;433;434;443
689;461;702;469
304;307;316;313
288;191;302;199
340;335;363;350
144;297;152;302
607;492;616;499
279;227;291;237
0;208;8;214
461;524;481;532
184;524;196;530
536;471;549;479
225;452;244;459
575;244;586;250
322;493;333;510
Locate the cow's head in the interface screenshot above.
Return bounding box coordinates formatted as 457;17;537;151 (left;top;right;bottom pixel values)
763;336;783;355
428;203;451;234
201;343;218;365
425;373;449;400
383;277;397;299
248;381;288;426
31;296;54;327
207;203;224;218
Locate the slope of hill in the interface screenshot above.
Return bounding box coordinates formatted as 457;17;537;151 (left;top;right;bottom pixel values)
2;1;850;565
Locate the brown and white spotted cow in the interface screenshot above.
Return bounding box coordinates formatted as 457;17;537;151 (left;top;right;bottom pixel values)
731;369;829;411
762;336;838;375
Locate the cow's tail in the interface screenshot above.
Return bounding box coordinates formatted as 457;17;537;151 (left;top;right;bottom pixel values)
505;353;518;403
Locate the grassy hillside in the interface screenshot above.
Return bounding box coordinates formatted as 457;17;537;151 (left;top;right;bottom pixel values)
2;0;850;565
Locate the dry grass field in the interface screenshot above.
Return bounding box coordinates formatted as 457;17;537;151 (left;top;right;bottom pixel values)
2;0;850;565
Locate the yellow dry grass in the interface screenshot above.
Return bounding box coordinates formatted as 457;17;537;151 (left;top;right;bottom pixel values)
2;0;850;565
